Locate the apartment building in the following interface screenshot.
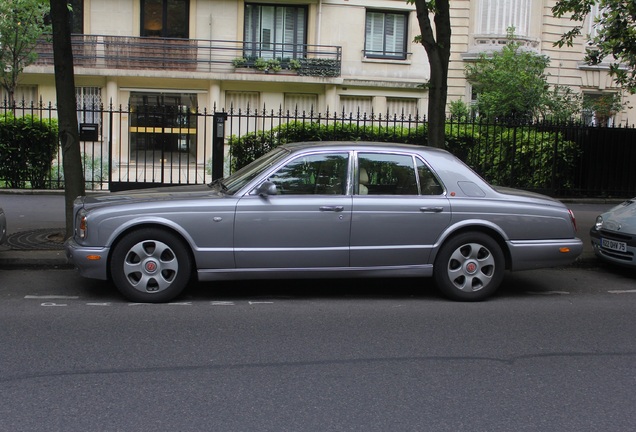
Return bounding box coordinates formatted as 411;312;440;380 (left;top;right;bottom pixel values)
11;0;634;173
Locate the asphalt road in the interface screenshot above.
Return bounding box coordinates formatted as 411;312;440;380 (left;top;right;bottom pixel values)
0;265;635;432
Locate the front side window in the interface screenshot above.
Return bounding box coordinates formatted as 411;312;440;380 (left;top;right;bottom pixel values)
267;153;349;195
364;10;408;59
141;0;189;38
244;4;307;59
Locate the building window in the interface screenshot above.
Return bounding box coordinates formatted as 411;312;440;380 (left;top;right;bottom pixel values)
365;10;408;59
477;0;531;37
76;87;102;124
284;93;318;115
1;86;37;106
69;0;84;33
582;93;619;127
244;4;307;59
387;98;419;119
340;96;373;117
141;0;189;38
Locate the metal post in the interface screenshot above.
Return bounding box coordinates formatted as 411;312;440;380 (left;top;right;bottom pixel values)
212;111;228;180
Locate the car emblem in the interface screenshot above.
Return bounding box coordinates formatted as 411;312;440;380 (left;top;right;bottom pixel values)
145;261;158;273
466;262;477;274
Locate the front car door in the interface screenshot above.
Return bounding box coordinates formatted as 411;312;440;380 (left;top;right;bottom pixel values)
234;151;352;269
351;151;451;267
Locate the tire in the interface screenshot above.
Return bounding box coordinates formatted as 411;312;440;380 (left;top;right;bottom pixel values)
434;232;505;301
110;228;193;303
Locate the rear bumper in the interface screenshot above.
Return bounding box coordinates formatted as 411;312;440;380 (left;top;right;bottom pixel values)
64;237;109;280
508;238;583;271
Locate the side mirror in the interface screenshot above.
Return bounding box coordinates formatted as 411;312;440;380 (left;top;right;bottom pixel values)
254;181;277;197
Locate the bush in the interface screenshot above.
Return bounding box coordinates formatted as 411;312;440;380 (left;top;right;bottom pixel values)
445;122;580;190
50;153;111;190
0;114;58;189
228;121;427;171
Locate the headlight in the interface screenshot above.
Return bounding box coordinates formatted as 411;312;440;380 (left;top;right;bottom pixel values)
595;216;604;231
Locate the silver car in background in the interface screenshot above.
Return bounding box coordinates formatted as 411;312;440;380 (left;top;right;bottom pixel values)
0;207;6;245
65;141;583;303
590;198;636;267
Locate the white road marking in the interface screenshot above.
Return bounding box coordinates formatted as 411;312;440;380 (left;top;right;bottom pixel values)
41;302;67;307
249;301;273;305
25;295;79;299
527;291;570;295
211;301;235;306
608;289;636;294
86;303;111;306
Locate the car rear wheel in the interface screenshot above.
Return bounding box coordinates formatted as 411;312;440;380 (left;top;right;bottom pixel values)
434;232;504;301
110;228;192;303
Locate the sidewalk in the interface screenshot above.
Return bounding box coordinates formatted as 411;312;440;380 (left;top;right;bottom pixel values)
0;190;620;270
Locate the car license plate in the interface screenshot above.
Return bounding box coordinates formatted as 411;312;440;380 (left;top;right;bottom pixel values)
601;238;627;253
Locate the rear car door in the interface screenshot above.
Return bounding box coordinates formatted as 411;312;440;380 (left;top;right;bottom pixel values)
350;152;451;267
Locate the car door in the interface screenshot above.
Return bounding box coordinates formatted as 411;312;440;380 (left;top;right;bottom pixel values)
234;151;352;269
350;152;451;267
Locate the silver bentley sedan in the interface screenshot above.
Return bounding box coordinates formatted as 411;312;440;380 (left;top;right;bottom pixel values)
65;141;583;302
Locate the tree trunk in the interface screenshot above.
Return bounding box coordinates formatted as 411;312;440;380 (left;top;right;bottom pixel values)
49;0;85;239
413;0;451;149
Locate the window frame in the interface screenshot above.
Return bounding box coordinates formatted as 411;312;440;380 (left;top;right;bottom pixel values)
364;10;409;60
243;3;308;60
141;0;189;39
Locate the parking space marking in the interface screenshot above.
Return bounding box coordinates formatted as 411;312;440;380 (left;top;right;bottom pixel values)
25;295;79;299
608;289;636;294
527;291;570;295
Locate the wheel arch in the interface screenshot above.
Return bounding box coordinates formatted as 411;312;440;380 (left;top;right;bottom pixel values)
433;223;512;270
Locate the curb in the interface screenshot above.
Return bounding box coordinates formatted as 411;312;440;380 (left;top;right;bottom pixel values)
0;250;72;269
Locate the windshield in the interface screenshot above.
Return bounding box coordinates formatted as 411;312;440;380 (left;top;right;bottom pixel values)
215;147;290;194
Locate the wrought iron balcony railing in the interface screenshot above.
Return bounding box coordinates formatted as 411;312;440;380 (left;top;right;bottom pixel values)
33;34;342;77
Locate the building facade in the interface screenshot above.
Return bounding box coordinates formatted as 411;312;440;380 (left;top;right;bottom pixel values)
11;0;634;172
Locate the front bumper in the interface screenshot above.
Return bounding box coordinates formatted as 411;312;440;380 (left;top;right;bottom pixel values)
64;237;110;280
590;227;636;267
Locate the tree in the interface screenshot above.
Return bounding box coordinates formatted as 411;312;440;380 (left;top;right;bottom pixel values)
49;0;84;237
553;0;636;93
0;0;50;106
465;31;581;121
409;0;451;148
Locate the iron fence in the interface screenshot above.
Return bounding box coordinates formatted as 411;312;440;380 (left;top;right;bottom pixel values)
1;101;635;198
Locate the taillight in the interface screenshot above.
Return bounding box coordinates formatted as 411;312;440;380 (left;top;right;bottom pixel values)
77;210;87;239
568;209;577;232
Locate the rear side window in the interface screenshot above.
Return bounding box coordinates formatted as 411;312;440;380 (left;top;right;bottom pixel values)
416;159;444;195
358;153;418;195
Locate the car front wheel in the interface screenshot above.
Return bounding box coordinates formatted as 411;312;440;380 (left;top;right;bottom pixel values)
434;232;504;301
110;228;192;303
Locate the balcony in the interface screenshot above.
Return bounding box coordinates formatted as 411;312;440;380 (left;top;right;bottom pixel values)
33;34;342;77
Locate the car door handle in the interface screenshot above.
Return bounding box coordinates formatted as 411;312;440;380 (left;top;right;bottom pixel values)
320;206;344;212
420;207;444;213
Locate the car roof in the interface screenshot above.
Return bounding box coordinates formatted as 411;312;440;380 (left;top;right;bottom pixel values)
280;141;450;156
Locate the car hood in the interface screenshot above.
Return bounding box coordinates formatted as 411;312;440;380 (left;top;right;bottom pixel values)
81;184;222;209
600;199;636;232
